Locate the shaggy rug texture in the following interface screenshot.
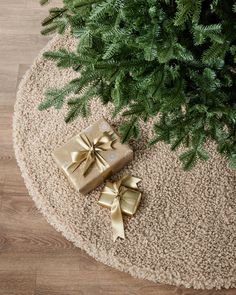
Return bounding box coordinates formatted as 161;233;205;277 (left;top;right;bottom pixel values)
13;34;236;290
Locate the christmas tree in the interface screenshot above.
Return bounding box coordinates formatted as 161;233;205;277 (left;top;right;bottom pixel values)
39;0;236;170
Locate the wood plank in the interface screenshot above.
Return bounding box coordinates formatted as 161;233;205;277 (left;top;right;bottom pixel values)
0;65;18;93
0;94;15;157
0;0;235;294
0;271;36;295
0;35;49;65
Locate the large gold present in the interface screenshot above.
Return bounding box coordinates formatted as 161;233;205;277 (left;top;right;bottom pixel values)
52;118;133;194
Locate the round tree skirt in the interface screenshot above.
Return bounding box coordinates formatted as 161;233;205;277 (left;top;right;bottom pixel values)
13;34;236;290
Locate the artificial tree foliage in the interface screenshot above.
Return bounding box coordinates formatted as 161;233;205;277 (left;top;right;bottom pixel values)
39;0;236;170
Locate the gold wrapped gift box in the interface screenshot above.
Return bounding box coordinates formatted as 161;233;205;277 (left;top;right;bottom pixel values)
52;118;133;194
98;182;142;216
98;175;142;241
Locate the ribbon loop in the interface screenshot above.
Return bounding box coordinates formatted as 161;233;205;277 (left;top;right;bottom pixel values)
67;131;115;176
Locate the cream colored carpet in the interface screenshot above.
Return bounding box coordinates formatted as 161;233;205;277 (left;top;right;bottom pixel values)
13;34;236;290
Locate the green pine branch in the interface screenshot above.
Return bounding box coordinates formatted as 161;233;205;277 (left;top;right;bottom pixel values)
119;117;140;143
38;0;236;170
40;0;50;5
73;0;102;8
43;49;81;68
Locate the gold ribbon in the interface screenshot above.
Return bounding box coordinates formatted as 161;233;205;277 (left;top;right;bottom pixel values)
101;175;141;241
67;131;115;176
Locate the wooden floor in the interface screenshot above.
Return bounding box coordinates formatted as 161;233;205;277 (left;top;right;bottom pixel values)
0;1;235;294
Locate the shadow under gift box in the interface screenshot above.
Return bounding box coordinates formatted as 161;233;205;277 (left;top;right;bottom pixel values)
52;118;133;194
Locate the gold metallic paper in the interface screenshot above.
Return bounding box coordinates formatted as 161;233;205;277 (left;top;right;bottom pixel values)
52;118;133;194
98;175;142;241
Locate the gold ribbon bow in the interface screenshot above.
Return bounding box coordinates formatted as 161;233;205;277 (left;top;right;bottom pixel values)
67;131;115;176
101;175;141;242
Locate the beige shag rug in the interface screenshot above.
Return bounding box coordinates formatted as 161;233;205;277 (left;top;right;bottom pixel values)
13;34;236;290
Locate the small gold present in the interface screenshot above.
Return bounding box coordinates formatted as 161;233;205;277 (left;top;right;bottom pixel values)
52;118;133;194
98;175;142;241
